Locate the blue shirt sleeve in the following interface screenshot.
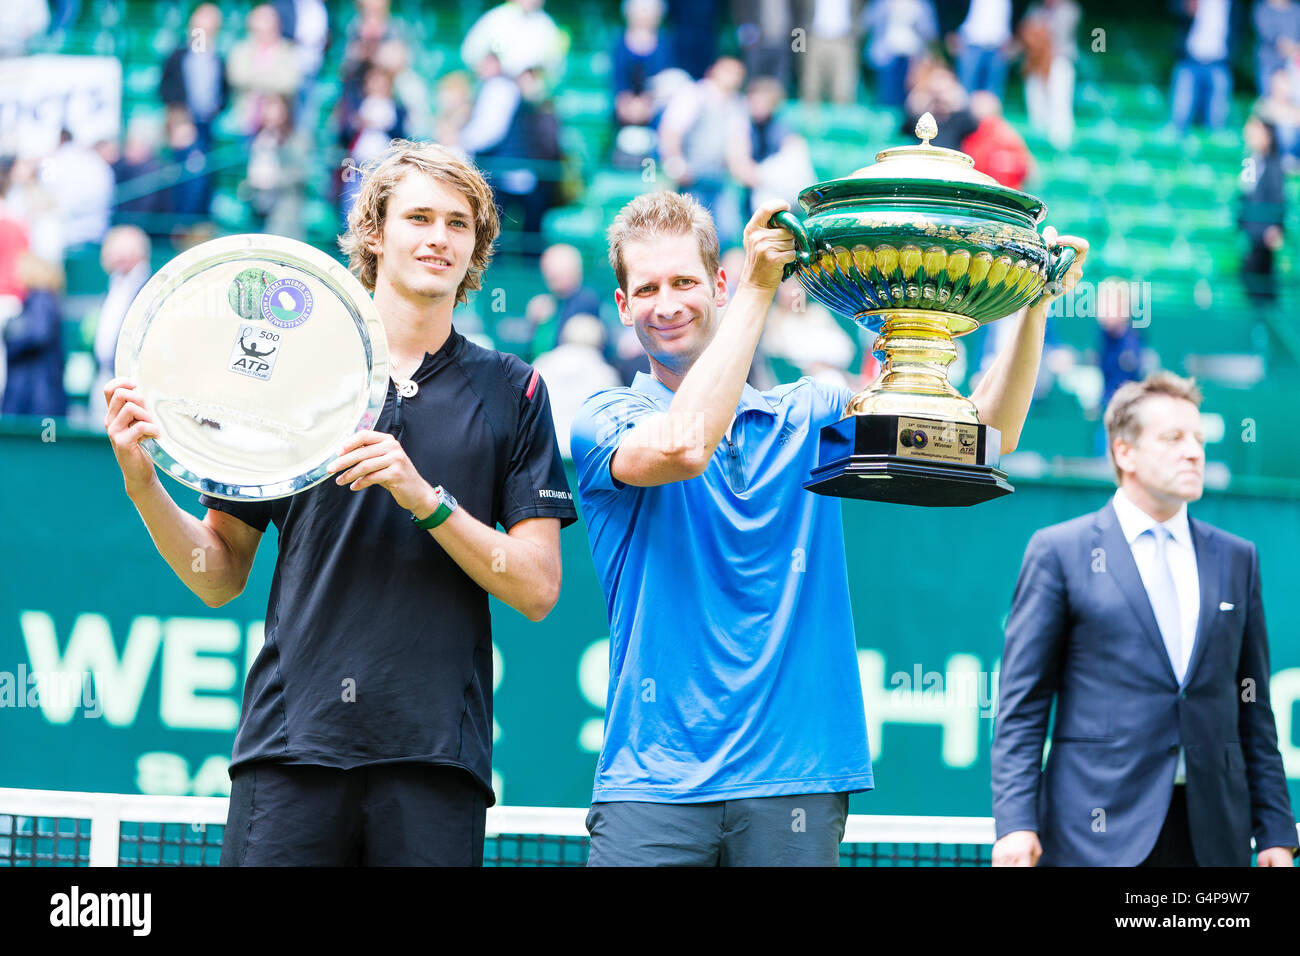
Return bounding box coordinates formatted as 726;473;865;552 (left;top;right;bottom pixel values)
808;380;855;432
570;388;660;496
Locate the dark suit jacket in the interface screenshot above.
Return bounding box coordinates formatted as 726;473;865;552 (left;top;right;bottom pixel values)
992;501;1296;866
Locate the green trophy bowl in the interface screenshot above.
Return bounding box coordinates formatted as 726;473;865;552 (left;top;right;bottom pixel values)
771;112;1077;506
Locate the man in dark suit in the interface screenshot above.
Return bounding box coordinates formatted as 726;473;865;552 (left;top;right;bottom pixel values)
992;371;1297;866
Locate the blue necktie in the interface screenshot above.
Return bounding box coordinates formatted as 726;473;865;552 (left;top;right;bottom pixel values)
1145;525;1184;683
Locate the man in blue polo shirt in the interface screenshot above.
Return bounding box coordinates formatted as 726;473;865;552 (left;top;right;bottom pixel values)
570;192;1087;865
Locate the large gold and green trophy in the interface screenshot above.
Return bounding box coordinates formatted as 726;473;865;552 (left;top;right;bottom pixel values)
771;113;1076;507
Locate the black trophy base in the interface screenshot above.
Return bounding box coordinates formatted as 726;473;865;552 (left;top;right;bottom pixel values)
803;413;1013;507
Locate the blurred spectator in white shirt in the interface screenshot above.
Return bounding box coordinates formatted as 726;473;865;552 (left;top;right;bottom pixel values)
949;0;1013;98
1019;0;1080;150
47;129;114;249
461;0;566;80
286;0;330;83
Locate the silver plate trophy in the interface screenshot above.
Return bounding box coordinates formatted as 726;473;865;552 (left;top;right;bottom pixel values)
114;234;389;501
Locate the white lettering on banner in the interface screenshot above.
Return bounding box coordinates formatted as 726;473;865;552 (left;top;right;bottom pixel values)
12;613;1300;785
858;650;990;768
575;640;995;769
577;638;609;752
18;611;268;731
21;612;161;726
0;56;123;157
159;618;240;731
136;752;233;797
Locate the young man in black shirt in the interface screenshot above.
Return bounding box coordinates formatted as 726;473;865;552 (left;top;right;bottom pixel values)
103;141;577;865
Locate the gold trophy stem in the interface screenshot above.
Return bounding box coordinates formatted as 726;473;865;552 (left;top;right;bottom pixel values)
845;309;980;424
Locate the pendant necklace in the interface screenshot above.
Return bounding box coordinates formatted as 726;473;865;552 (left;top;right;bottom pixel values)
392;359;420;397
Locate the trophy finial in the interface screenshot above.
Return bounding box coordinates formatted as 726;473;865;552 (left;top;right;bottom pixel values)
915;112;938;146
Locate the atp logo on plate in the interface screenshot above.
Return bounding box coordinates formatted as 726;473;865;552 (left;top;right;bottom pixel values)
261;278;314;329
228;324;281;380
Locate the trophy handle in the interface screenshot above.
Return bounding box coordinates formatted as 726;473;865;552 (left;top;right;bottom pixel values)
1041;241;1078;299
767;210;814;280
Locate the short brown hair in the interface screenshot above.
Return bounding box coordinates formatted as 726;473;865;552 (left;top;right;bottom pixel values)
339;140;499;306
607;191;719;292
1103;371;1204;483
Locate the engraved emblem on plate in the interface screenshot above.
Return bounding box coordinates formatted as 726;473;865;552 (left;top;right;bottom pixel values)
228;324;281;381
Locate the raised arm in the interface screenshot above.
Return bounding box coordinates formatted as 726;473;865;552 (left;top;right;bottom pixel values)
970;230;1088;453
611;200;794;487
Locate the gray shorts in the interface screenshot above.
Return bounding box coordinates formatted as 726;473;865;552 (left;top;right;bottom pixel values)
585;792;849;867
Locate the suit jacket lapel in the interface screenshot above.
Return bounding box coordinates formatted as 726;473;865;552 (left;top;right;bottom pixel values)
1094;502;1179;686
1182;517;1220;686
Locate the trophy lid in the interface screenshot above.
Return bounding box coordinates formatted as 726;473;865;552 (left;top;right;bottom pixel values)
847;112;999;187
794;110;1046;223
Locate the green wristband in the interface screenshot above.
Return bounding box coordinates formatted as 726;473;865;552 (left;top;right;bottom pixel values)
412;486;457;530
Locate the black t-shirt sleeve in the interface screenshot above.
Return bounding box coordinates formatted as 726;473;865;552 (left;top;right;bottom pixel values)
498;366;579;531
198;493;276;533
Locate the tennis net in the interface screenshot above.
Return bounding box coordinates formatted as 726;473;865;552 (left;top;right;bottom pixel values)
0;788;995;867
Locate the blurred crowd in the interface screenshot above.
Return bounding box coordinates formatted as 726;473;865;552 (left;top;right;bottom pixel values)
0;0;1294;462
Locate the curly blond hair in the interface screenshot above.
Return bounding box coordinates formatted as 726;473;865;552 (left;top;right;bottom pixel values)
338;140;499;306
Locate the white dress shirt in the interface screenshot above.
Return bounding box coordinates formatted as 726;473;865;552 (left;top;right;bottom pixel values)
959;0;1012;47
1112;488;1201;783
1185;0;1230;63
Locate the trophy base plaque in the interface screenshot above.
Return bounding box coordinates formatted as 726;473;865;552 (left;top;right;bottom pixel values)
803;414;1012;507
